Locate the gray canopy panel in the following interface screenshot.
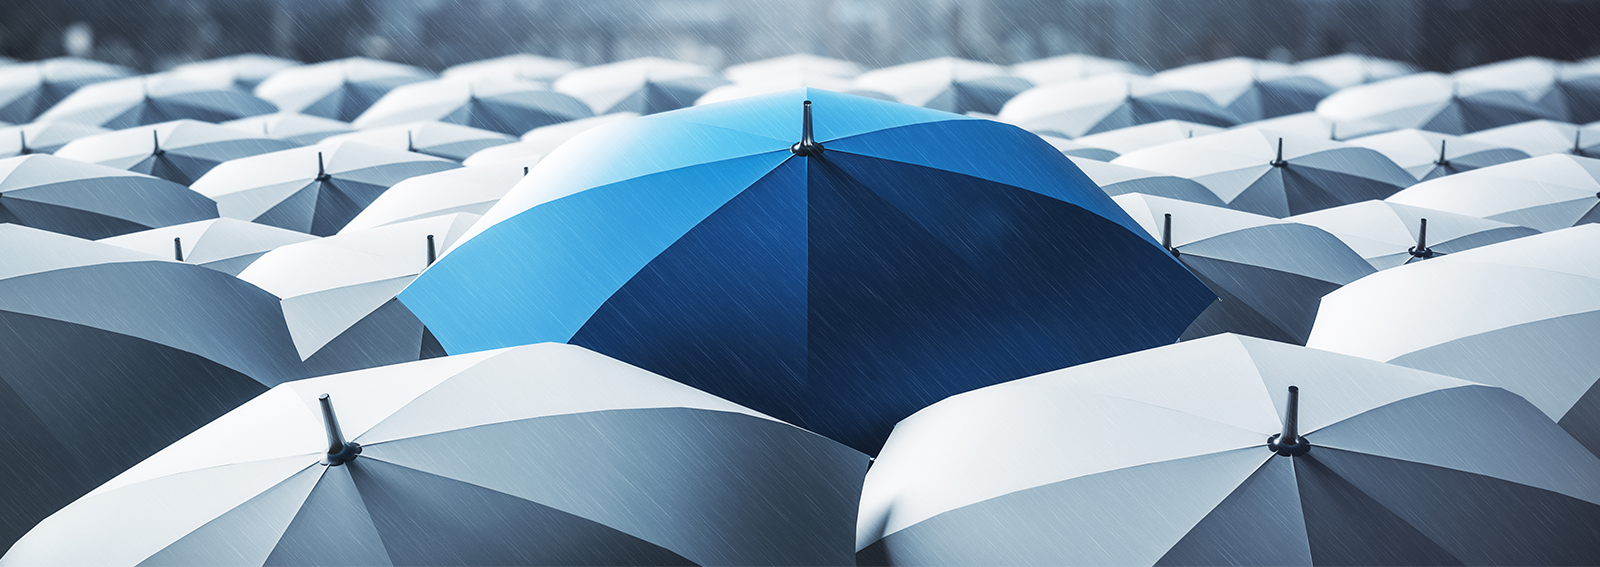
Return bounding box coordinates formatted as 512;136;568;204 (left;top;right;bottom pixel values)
353;77;593;136
1000;73;1238;139
37;74;278;129
855;57;1031;115
554;57;728;116
1317;72;1561;135
1154;57;1336;122
55;120;295;185
0;57;133;123
255;58;434;122
0;154;218;239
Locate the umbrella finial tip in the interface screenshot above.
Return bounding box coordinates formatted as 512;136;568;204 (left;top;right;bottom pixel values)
791;99;824;156
318;393;361;466
1268;385;1310;456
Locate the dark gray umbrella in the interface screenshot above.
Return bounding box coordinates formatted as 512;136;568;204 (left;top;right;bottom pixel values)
0;154;218;239
0;224;306;553
0;57;133;123
254;57;434;122
353;77;593;136
54;119;295;185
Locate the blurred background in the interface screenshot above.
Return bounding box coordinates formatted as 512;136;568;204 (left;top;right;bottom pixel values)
3;0;1599;73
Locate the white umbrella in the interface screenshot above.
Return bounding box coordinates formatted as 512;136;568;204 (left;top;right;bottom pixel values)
854;57;1032;115
696;76;890;106
0;120;108;156
1292;53;1418;89
1385;153;1600;231
1316;72;1561;135
98;218;317;276
1454;57;1600;123
1235;111;1395;141
553;57;728;115
441;54;579;83
221;112;354;145
857;333;1600;566
1286;199;1540;269
321;120;514;162
1037;134;1119;161
1069;119;1225;155
36;73;277;128
1153;57;1336;122
998;73;1237;138
352;76;592;136
460;112;637;166
5;342;868;567
723;54;864;82
0;57;133;123
1461;119;1600;157
342;163;525;232
1347;128;1529;180
53;119;295;185
1008;53;1151;85
1067;156;1225;205
169;54;301;91
0;153;218;239
255;57;434;122
1308;225;1600;456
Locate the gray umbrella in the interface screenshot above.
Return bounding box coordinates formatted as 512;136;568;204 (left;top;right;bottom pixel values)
1038;134;1119;161
0;57;133;123
0;154;218;239
1068;157;1225;206
322;121;515;162
169;54;302;91
1293;53;1418;90
1316;72;1561;135
54;119;295;185
1114;127;1417;217
352;77;592;136
854;57;1032;115
5;342;867;566
1235;111;1395;141
36;73;278;129
1385;153;1600;231
1287;200;1540;269
98;218;317;276
0;224;306;553
1310;225;1600;456
1069;119;1225;155
461;112;637;166
1461;119;1600;158
1154;57;1337;122
442;54;579;83
1117;193;1375;344
222;112;354;145
190;140;459;236
255;58;434;122
857;333;1600;566
1347;128;1529;180
0;121;109;157
998;73;1237;139
553;57;728;115
1009;54;1151;86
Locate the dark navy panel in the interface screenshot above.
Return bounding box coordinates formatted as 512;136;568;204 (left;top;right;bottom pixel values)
1294;453;1464;566
348;458;694;566
569;157;810;427
1158;456;1312;566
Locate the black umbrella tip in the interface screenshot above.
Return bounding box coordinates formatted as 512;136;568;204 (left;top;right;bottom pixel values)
314;151;331;182
318;393;362;466
173;236;183;262
1267;385;1310;457
791;100;824;157
1408;217;1435;259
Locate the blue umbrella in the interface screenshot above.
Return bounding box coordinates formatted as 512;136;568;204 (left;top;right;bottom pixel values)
400;89;1214;453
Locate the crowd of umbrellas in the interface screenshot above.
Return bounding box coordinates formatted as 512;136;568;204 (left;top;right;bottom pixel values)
0;48;1597;566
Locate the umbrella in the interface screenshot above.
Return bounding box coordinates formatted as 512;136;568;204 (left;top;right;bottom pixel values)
190;140;460;236
1153;57;1336;122
1235;111;1395;141
1037;134;1119;161
1308;225;1600;456
0;57;133;123
53;119;295;185
723;54;864;82
239;213;480;376
1069;119;1225;155
1067;156;1226;206
255;57;434;122
998;73;1237;139
1113;127;1417;217
0;224;305;552
1385;153;1600;231
169;54;301;91
440;54;579;83
1346;128;1529;180
1551;58;1600;123
97;218;318;276
222;112;354;145
1286;199;1540;269
1454;57;1600;123
1461;119;1600;157
1008;53;1151;86
36;73;277;128
343;163;526;232
856;333;1600;566
1116;193;1374;344
853;57;1033;115
4;342;868;566
552;57;728;115
1293;53;1419;89
0;121;108;157
1315;72;1561;135
400;89;1215;454
351;77;592;136
696;76;890;106
0;154;218;239
321;121;514;162
461;112;638;166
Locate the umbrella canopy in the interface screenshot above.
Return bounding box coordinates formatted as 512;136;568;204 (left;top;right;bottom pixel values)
1293;53;1419;89
1385;153;1600;231
255;57;434;122
1454;57;1600;123
222;112;354;145
1154;57;1336;122
0;224;305;552
0;57;133;123
998;73;1237;139
1068;156;1225;206
190;140;460;236
1037;134;1120;161
1235;111;1395;141
1347;128;1529;180
36;73;277;128
1316;72;1561;135
461;112;638;166
169;54;301;91
1009;53;1151;86
352;77;592;136
1461;119;1600;157
54;119;295;185
400;89;1215;454
723;54;864;82
321;121;514;162
0;121;108;156
856;333;1600;566
1287;199;1540;269
98;218;317;276
1069;119;1225;155
240;213;477;376
343;163;525;231
696;75;890;106
4;342;868;566
853;57;1032;115
1308;225;1600;456
1114;127;1417;217
0;154;218;239
553;57;728;115
1116;193;1373;344
440;54;578;83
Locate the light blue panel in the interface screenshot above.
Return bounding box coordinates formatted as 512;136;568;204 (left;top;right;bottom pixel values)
663;89;972;144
